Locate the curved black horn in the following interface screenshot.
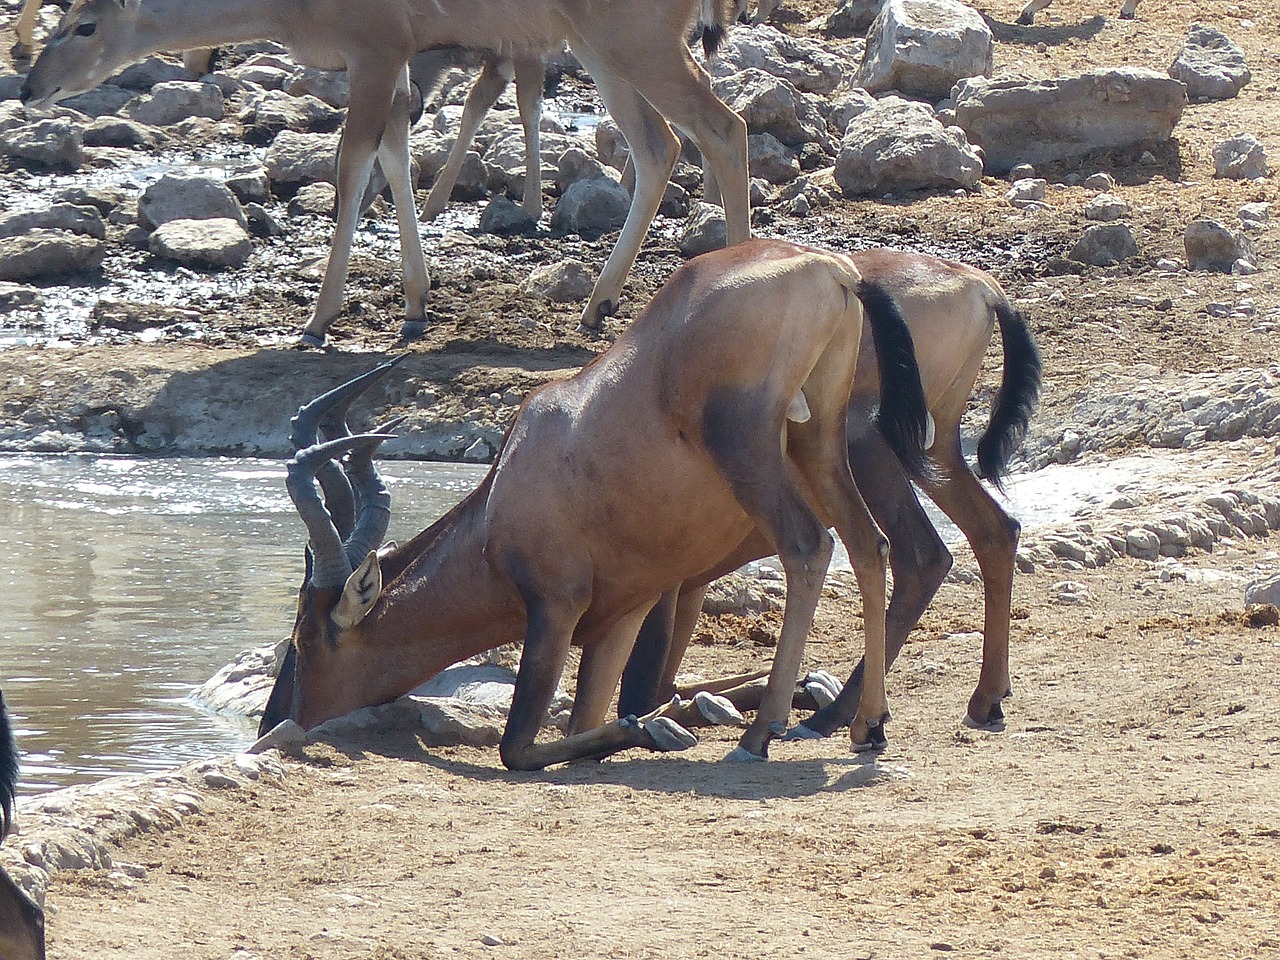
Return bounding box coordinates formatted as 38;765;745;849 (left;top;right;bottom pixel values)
343;428;401;567
287;433;396;589
289;354;407;448
288;356;407;539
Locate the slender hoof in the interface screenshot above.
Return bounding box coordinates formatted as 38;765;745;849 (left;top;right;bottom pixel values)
850;721;889;753
802;671;844;709
963;700;1007;731
781;723;825;742
297;332;326;349
1120;10;1135;18
1016;12;1034;24
723;745;766;763
399;319;428;340
694;691;745;726
643;716;697;752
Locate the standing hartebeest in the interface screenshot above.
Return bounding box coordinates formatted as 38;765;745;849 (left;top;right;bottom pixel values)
616;249;1041;742
19;0;750;346
1;691;46;960
259;238;933;766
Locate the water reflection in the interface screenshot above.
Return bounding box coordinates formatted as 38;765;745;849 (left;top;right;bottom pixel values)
0;454;486;794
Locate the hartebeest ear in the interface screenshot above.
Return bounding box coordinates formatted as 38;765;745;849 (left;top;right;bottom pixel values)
332;551;382;630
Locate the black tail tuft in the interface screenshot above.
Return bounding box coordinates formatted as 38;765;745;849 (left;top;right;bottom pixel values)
976;302;1041;492
700;21;727;58
1;690;18;839
858;279;934;481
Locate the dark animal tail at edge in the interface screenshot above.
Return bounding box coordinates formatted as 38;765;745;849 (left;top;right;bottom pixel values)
976;300;1042;492
1;690;18;840
857;279;933;481
694;0;733;59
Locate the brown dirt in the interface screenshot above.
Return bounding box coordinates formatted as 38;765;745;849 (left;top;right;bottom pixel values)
3;0;1280;956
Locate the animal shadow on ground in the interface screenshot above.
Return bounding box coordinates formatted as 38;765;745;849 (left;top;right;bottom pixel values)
300;728;899;802
979;12;1106;45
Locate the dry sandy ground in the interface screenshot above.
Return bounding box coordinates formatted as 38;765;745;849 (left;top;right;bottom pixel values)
42;538;1280;960
2;0;1279;956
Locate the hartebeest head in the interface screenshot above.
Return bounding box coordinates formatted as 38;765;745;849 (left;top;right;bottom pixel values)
259;359;404;735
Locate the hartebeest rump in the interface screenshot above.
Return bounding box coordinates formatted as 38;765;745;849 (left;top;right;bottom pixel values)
616;249;1041;740
20;0;750;345
259;238;933;766
1;691;46;960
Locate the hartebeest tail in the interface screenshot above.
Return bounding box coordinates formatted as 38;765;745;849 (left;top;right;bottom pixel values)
975;301;1041;491
1;690;47;960
856;278;932;481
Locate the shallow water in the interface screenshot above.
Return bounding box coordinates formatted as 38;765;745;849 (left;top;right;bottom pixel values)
0;454;486;794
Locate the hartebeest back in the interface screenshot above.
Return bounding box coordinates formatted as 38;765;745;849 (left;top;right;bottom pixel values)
20;0;750;345
617;249;1042;741
259;238;933;767
1;691;47;960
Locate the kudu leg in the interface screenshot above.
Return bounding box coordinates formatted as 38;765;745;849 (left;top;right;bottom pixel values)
420;57;511;222
378;69;432;341
1017;0;1053;23
570;43;680;333
12;0;40;59
620;52;749;247
512;55;545;219
300;61;405;347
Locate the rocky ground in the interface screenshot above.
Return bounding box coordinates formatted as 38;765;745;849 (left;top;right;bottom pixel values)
1;0;1279;956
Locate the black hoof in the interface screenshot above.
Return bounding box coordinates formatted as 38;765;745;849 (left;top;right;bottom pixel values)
962;700;1007;731
1016;12;1034;24
852;722;888;753
579;298;618;336
297;332;326;349
399;319;428;340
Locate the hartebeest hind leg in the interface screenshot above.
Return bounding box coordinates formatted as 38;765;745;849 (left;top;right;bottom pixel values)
783;362;895;751
792;412;954;738
703;384;890;757
921;442;1020;727
796;424;1019;734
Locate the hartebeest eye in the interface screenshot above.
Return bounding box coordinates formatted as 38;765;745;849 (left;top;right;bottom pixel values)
75;22;97;36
